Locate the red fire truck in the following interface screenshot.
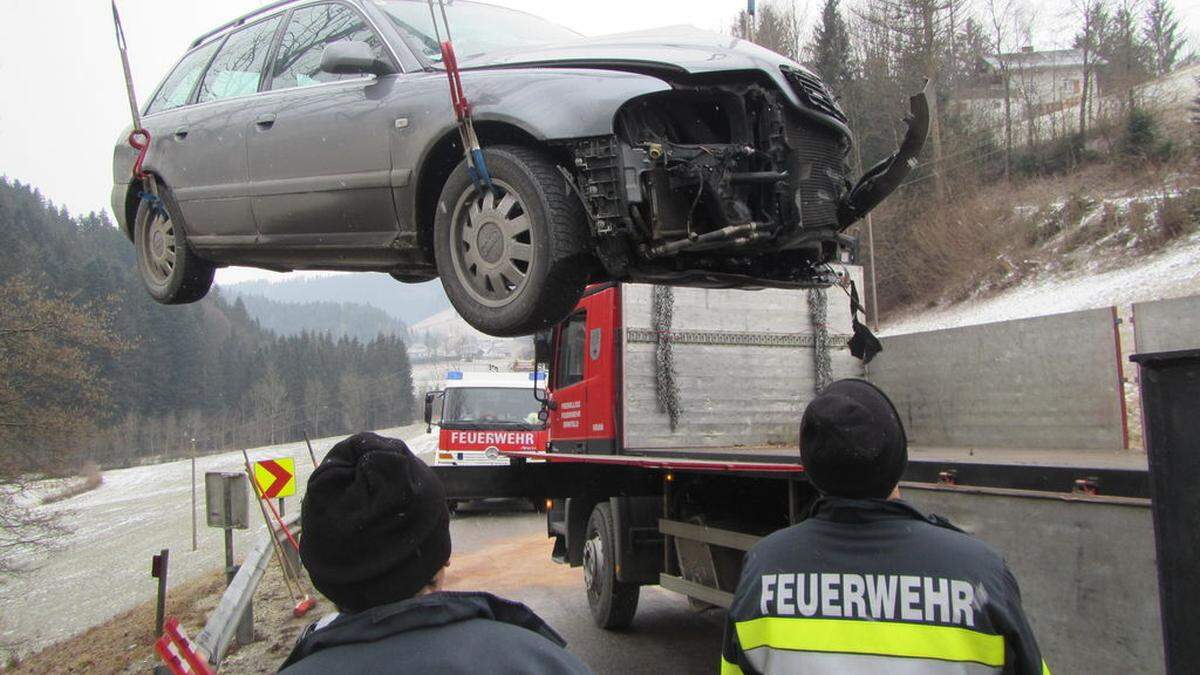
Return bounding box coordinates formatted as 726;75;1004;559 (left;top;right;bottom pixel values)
424;370;548;468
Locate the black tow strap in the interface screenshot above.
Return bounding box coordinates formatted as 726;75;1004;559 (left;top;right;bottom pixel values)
847;280;882;364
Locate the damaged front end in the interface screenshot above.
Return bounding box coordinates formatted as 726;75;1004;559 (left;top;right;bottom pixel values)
563;70;930;288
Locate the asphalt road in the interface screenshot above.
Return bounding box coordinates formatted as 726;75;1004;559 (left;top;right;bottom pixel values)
444;502;725;675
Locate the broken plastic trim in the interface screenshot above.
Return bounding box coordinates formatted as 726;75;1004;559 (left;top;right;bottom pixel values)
837;80;931;228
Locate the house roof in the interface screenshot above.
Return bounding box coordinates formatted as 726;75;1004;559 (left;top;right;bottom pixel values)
983;48;1105;70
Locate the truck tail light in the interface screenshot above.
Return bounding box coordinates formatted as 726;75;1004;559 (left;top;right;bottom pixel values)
438;452;454;460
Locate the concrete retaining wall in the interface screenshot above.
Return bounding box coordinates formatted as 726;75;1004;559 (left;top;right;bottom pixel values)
869;309;1126;450
1133;294;1200;354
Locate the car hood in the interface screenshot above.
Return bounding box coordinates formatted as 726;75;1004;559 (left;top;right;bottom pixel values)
460;25;805;76
457;26;844;132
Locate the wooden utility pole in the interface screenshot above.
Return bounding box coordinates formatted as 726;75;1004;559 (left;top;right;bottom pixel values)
190;438;197;552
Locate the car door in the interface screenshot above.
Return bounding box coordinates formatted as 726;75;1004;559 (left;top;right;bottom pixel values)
550;311;591;452
246;1;402;246
164;14;284;244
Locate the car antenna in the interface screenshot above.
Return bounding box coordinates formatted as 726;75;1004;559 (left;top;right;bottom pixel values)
111;1;165;216
427;0;494;195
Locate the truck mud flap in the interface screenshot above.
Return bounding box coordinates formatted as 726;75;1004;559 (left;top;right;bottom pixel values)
837;80;931;227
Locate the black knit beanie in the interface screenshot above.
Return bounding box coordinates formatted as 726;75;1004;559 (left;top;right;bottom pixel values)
300;432;451;612
800;379;908;499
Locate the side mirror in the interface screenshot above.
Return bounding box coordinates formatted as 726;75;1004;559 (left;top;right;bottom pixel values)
424;390;443;432
533;329;553;366
320;41;396;77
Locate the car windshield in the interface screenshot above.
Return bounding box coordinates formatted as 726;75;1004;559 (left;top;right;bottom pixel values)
442;386;543;427
375;0;580;63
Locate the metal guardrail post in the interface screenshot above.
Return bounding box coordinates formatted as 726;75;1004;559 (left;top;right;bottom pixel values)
195;513;301;667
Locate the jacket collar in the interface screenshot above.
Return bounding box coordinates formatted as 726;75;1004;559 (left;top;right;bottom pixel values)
810;496;929;523
280;591;565;670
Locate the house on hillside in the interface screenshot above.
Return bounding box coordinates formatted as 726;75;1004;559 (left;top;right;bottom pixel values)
954;48;1105;146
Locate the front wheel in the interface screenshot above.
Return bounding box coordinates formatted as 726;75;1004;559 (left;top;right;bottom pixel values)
434;146;593;337
133;186;214;304
584;502;640;629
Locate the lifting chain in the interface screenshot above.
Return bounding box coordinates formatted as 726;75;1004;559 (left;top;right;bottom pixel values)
652;285;681;431
808;287;833;394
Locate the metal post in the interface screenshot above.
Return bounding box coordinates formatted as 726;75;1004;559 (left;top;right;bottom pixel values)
152;548;169;636
223;481;254;646
1130;349;1200;675
865;214;880;331
278;497;285;518
303;432;318;467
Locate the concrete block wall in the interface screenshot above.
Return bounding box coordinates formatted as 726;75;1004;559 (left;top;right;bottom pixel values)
868;308;1126;450
1133;294;1200;354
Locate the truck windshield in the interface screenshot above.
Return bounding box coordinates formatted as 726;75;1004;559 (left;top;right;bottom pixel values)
441;386;543;428
376;1;580;62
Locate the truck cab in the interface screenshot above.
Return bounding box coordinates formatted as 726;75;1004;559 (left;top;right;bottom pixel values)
425;371;548;467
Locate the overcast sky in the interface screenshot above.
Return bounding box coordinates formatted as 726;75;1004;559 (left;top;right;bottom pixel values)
1;0;1195;283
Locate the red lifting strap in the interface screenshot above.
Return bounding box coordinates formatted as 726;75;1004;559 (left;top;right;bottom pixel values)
439;40;469;121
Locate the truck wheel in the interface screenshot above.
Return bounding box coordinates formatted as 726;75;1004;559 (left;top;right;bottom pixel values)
434;145;592;337
133;185;214;304
584;502;640;629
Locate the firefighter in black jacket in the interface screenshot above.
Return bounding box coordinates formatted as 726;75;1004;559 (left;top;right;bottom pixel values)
281;432;590;674
722;379;1049;675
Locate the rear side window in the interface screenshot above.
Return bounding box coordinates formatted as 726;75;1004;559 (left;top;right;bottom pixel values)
146;40;222;114
269;3;390;90
196;15;283;103
556;313;587;389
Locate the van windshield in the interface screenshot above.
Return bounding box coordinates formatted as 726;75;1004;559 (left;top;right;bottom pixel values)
441;386;543;429
376;0;580;62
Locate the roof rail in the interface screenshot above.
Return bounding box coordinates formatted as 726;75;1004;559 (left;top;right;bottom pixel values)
189;0;297;48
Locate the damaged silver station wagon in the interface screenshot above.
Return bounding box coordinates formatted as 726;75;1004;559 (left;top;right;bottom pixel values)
112;0;928;336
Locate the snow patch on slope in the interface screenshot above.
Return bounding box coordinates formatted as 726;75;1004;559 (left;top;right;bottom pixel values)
883;230;1200;335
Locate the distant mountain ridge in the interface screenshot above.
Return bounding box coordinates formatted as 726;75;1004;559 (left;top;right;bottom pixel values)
233;294;409;342
222;274;451;326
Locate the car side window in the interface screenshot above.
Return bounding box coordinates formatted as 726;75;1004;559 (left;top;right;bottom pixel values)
556;312;587;389
146;40;222;114
196;15;283;104
269;3;390;91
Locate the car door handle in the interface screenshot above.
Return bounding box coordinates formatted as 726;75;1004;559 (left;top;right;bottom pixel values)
254;113;276;129
173;127;188;139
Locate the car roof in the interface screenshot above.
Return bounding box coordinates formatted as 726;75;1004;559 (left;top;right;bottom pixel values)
190;0;321;49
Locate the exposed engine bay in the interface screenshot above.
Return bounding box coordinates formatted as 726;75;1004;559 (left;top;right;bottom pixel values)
563;74;930;288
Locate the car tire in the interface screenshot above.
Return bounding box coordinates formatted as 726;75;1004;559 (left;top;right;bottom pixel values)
133;186;214;304
584;502;640;629
434;145;592;337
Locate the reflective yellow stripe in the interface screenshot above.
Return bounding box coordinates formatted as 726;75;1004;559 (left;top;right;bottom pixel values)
735;617;1005;667
1042;659;1052;675
720;656;745;675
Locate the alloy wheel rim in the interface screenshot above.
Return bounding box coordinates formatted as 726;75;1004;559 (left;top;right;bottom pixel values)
142;208;176;286
449;180;535;308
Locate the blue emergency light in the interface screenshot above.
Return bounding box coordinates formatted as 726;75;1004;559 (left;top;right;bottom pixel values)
529;372;546;381
446;371;464;380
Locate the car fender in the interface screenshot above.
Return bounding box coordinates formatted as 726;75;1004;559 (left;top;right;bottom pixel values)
397;67;670;243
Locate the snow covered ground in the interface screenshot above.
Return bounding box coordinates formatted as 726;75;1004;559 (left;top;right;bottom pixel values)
0;423;428;655
884;221;1200;335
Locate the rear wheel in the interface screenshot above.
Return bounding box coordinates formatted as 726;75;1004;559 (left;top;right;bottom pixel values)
134;186;214;304
584;502;640;629
434;146;592;337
